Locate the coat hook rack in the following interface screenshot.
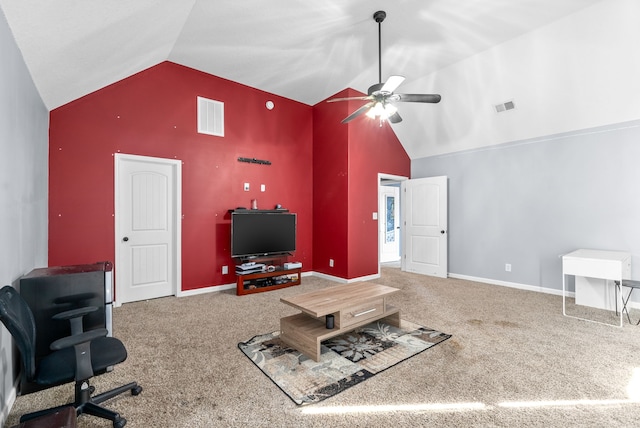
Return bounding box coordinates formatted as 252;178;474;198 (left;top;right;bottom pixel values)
238;157;271;166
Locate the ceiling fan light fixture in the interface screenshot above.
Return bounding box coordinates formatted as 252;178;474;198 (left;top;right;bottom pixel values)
384;103;397;116
366;102;387;119
365;102;397;122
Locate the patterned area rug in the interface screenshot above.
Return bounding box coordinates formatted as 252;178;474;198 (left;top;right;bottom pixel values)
238;320;450;405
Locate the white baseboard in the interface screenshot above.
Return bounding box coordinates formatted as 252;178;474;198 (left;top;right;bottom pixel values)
176;270;317;298
1;382;17;428
169;269;385;299
177;282;236;297
448;273;570;297
311;271;380;284
175;271;640;311
448;272;640;310
131;271;640;312
308;271;345;283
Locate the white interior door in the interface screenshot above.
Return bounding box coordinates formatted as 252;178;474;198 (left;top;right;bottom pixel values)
115;154;181;304
379;185;400;263
401;176;448;278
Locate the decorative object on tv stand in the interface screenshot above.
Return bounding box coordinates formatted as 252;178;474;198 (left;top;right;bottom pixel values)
284;262;302;269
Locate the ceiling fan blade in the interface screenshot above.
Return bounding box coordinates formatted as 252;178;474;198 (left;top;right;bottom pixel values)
327;96;372;103
380;75;405;93
394;93;442;103
387;111;402;124
342;102;374;124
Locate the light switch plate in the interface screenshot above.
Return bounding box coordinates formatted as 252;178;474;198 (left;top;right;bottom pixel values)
244;183;250;191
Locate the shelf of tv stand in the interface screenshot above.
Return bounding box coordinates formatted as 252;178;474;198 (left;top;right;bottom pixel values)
236;267;301;296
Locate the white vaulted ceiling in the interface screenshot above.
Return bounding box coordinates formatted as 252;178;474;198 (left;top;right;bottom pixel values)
0;0;604;158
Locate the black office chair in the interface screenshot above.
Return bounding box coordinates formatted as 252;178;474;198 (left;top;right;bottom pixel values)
614;280;640;325
0;285;142;428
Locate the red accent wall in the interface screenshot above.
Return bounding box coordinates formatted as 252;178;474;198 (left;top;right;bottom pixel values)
49;62;313;290
49;62;409;290
312;90;350;278
312;89;410;279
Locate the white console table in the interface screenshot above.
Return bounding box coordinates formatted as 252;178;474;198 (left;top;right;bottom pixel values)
562;249;631;327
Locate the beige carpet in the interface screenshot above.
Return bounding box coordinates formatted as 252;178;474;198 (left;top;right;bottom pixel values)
5;268;640;427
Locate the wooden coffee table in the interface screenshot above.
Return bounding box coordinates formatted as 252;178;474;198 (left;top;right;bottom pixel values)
280;282;400;361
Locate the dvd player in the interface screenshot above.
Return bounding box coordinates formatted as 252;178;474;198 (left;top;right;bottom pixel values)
284;262;302;269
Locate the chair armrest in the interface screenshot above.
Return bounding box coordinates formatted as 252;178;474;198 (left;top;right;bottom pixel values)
52;306;98;321
52;306;99;335
50;328;108;351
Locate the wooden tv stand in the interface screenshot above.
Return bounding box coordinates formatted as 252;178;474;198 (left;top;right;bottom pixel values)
236;267;301;296
279;282;400;361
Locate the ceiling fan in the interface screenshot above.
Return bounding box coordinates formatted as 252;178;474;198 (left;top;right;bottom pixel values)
327;10;441;124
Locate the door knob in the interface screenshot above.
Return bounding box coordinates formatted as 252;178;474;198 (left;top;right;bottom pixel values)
440;230;446;234
123;237;129;242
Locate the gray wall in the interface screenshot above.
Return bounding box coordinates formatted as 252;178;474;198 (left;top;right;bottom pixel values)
0;8;48;423
412;120;640;291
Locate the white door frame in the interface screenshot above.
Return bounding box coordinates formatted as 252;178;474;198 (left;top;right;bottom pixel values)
377;173;409;276
114;153;182;306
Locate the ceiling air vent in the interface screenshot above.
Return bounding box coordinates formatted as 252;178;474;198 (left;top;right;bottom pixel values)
494;100;516;113
197;96;224;137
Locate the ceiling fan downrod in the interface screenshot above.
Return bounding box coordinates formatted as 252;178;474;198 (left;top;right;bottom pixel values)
374;10;386;85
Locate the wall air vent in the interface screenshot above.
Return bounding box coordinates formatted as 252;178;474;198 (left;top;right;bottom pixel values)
197;96;224;137
494;100;516;113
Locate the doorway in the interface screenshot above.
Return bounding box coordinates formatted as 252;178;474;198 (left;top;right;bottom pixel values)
377;174;448;278
114;154;182;305
379;184;401;264
378;174;408;271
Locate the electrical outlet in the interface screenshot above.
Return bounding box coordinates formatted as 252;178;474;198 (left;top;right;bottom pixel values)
222;265;228;275
505;263;512;272
329;259;334;267
261;184;266;192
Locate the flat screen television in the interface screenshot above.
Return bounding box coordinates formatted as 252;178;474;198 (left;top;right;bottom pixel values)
231;211;296;259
